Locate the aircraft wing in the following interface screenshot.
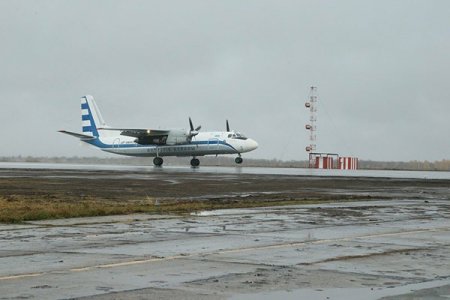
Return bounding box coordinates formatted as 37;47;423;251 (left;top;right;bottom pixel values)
58;130;96;140
98;128;170;138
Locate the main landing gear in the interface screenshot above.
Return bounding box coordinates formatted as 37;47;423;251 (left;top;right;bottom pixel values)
153;156;241;167
153;157;163;166
190;157;200;167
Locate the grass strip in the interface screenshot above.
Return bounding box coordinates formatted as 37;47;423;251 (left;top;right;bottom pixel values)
0;196;364;224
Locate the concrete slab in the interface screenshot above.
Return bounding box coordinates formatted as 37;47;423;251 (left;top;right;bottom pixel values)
0;199;449;299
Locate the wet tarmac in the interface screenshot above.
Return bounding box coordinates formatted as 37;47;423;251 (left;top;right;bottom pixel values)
2;162;450;179
1;198;450;299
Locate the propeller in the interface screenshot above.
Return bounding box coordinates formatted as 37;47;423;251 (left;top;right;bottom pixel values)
188;117;201;142
226;119;230;132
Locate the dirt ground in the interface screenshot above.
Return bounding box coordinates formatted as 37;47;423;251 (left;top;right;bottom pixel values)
1;168;448;204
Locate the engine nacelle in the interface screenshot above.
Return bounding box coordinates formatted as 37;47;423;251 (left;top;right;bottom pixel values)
166;129;190;145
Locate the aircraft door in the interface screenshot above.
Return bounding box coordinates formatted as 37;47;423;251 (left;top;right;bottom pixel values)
113;138;120;148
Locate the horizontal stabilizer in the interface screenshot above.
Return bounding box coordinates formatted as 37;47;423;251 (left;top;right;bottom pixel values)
58;130;96;140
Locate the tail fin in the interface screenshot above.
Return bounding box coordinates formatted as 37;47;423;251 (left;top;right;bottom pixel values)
81;95;108;137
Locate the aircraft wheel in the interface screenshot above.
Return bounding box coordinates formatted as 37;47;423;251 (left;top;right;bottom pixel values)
235;157;243;164
190;158;200;167
153;157;163;166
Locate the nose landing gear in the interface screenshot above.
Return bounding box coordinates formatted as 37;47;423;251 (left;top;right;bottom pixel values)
235;156;243;164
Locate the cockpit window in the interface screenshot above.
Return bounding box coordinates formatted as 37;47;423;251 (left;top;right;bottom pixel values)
231;132;247;140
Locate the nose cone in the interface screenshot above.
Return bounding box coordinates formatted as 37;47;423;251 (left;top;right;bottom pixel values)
247;139;258;151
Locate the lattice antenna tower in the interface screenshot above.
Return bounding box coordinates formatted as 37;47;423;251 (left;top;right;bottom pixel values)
305;86;317;152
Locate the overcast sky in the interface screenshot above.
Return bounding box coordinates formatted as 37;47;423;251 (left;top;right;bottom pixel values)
1;0;449;161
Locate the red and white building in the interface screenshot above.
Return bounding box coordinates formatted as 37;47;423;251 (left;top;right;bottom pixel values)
308;153;359;170
309;153;339;169
314;156;334;169
338;157;359;170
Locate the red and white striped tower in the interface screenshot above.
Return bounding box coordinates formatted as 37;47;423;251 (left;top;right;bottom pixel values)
305;86;317;153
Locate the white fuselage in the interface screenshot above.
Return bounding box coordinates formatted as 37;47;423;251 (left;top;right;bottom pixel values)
86;131;258;158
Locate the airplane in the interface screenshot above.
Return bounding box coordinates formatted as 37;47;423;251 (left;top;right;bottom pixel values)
59;95;258;167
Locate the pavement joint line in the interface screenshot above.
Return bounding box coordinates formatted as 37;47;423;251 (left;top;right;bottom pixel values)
1;226;448;282
210;227;450;255
70;256;184;271
0;273;43;280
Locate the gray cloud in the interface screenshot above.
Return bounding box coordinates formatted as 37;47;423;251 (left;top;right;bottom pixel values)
1;0;449;161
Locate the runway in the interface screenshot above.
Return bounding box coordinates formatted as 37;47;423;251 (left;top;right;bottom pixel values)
2;161;450;179
0;166;449;299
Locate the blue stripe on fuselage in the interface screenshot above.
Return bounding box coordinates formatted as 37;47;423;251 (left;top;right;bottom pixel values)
84;138;238;153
